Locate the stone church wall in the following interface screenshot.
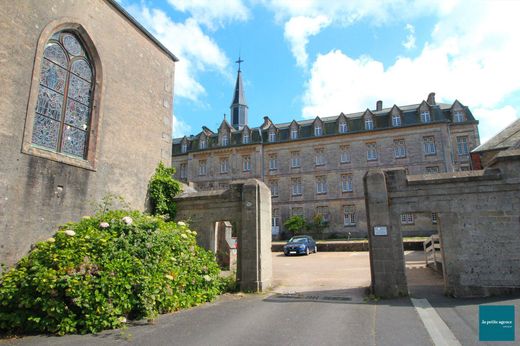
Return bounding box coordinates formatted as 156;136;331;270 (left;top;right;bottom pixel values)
0;0;175;266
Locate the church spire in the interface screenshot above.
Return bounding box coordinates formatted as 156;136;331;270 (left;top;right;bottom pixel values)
230;56;248;130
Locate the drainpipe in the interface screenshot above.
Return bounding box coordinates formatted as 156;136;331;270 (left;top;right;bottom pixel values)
257;128;265;181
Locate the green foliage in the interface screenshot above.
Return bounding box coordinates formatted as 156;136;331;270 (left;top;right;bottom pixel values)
306;213;328;234
283;216;306;235
148;162;182;220
0;211;222;335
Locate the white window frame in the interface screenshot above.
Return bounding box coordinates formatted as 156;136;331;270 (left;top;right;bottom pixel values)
316;176;327;194
221;134;229;146
290;127;298;140
343;206;356;226
198;160;207;176
423;136;436;155
181;142;187;153
220;158;229;173
268;130;276;143
394;139;406;158
316;206;330;222
457;136;469;155
243;155;251;171
315;148;326;166
420;111;431;123
365;118;374;130
431;212;438;224
242;132;250;144
392;114;401;127
291;178;302;196
199;138;207;150
339;121;348;133
291;151;300;168
314;124;322;136
453;110;465;123
340;145;351;163
400;213;414;225
269;155;277;170
341;174;353;192
270;180;279;197
367;142;378;161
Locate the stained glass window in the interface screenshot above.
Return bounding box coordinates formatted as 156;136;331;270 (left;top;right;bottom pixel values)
32;31;93;159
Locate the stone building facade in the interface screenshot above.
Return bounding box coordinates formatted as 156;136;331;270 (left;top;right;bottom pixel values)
172;70;480;239
0;0;177;266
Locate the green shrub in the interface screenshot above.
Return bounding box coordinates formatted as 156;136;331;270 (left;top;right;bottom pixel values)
148;162;182;220
0;210;221;335
283;215;306;235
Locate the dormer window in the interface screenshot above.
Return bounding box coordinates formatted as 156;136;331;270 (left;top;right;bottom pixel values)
453;110;465;123
420;111;431;123
268;129;276;142
314;124;322;136
181;142;188;153
221;134;229;146
339;121;348;133
392;114;401;127
242;132;250;144
365;117;374;130
199;138;207;149
291;127;298;140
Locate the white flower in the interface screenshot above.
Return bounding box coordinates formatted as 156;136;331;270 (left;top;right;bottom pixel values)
118;316;127;323
165;274;174;280
203;275;212;282
191;230;197;236
122;216;133;225
177;221;187;227
64;230;76;236
99;222;110;229
46;237;55;243
180;234;188;239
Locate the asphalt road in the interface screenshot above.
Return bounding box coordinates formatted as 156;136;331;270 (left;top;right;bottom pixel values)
4;251;520;346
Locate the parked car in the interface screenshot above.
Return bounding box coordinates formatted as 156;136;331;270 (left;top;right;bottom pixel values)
283;235;317;256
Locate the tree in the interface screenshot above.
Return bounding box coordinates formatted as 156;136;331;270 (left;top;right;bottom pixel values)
283;215;306;235
148;162;182;220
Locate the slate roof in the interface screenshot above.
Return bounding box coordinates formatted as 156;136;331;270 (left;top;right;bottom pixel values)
231;70;247;106
473;119;520;153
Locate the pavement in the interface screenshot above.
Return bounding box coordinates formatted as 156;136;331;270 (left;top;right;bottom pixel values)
2;251;519;346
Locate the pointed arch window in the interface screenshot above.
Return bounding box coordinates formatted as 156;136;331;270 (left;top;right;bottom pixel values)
31;31;94;159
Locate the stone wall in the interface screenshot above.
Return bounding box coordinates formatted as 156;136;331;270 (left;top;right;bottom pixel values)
366;156;520;297
0;0;175;266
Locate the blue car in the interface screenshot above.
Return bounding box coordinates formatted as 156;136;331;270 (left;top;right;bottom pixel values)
283;236;317;256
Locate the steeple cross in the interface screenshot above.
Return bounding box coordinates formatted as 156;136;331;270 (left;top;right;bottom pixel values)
235;56;244;72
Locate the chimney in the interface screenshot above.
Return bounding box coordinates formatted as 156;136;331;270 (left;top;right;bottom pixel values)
376;100;383;111
427;92;436;105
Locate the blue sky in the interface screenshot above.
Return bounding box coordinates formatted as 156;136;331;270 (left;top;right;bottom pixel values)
120;0;520;143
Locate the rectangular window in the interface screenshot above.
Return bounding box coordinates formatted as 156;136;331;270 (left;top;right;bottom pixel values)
457;136;469;155
291;177;302;196
339;121;348;133
291;128;298;139
291;207;304;217
199;139;207;149
221;134;229;146
315;148;326;166
343;206;356;226
367;142;378;161
198;160;207;176
243;155;251;171
340;145;351;163
314;125;322;136
365;118;374;130
316;175;327;194
181;142;187;153
291;151;300;168
242;133;250;144
316;206;330;222
341;174;353;192
180;163;187;179
394;139;406;158
269;131;276;142
400;213;414;224
453;111;465;123
431;212;438;224
270;180;279;197
272;208;280;228
425;166;439;174
220;158;229;173
420;111;431;123
392;115;401;127
269;154;277;170
423;136;436;155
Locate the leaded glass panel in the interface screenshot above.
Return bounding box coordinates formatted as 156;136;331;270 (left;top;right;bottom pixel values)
68;74;91;105
35;87;63;120
40;59;67;93
71;59;92;81
61;126;86;157
43;44;68;67
63;33;82;56
32;114;60;150
65;99;89;129
32;30;94;159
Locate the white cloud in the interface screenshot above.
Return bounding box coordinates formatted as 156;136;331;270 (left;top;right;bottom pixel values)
171;114;192;138
301;0;520;144
284;16;331;68
127;5;229;102
167;0;250;29
402;24;416;50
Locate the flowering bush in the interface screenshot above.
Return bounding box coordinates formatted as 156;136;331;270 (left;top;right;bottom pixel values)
0;210;222;335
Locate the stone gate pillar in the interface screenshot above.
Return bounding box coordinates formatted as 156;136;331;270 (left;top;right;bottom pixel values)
237;179;272;292
364;170;408;298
